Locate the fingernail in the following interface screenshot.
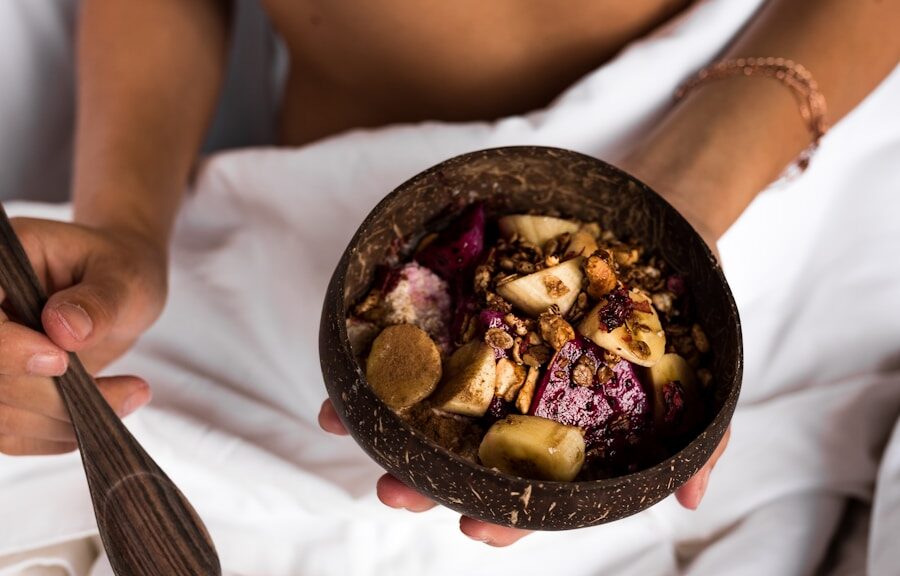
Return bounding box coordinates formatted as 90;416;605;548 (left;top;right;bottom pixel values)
56;303;92;341
27;352;67;376
122;389;150;417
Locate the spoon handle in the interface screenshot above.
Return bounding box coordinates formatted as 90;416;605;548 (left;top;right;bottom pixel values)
0;207;221;576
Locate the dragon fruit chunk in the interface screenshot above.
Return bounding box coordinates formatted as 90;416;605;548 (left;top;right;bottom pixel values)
414;203;486;280
530;336;650;455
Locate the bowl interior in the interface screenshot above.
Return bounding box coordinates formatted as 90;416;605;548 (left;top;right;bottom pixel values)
327;146;742;528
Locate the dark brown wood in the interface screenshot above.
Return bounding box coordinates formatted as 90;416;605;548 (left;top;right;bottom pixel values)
0;206;220;575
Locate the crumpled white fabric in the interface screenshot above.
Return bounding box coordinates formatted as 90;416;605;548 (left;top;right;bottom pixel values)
1;0;900;574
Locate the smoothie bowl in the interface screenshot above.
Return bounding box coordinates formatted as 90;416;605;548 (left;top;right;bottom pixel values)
319;146;741;530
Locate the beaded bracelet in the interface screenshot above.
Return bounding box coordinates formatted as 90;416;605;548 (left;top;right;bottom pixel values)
676;57;829;172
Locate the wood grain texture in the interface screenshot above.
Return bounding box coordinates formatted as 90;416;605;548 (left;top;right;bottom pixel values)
0;206;220;575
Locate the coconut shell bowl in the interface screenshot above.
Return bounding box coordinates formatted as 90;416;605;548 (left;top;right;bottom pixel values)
319;146;742;530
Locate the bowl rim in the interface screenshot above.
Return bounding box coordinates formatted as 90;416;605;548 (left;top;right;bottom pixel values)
331;145;743;491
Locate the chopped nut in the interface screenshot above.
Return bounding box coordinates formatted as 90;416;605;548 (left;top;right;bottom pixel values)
511;337;525;364
485;293;513;313
485;327;515;350
566;230;599;258
503;313;529;336
603;350;621;365
596;365;614;385
515;367;540;413
572;355;598;387
542;274;571;298
584;251;617;298
613;247;641;267
545;255;560;267
692;323;710;353
499;257;515;271
474;264;492;293
523;344;552;367
495;358;528;401
353;289;382;317
459;313;478;344
539;312;576;350
697;368;713;388
516;261;536;275
651;291;675;315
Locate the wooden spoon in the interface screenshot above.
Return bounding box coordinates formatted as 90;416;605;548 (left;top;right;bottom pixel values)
0;207;220;576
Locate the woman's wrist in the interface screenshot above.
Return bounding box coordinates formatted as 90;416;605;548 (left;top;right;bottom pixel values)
617;72;813;243
72;178;180;255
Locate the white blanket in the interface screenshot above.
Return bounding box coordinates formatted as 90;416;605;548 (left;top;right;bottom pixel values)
2;0;900;574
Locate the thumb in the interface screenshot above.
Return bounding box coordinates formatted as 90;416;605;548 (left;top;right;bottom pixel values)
41;274;128;352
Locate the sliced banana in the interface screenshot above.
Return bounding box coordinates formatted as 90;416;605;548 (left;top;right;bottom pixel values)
431;340;496;417
578;288;665;367
478;415;585;481
497;258;583;317
498;215;580;245
495;358;527;402
366;324;442;409
645;353;701;433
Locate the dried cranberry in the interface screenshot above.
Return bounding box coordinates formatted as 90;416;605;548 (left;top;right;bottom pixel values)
597;288;633;332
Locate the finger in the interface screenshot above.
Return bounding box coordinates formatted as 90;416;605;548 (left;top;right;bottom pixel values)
41;274;129;352
0;314;67;377
0;402;75;442
459;516;533;547
676;426;731;510
318;400;349;435
376;474;437;512
0;435;77;456
0;374;151;422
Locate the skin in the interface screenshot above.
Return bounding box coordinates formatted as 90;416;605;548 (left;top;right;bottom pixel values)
3;0;897;547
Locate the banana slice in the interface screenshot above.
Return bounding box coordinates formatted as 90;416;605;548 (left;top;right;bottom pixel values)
431;340;496;417
366;324;442;409
645;353;701;434
498;215;580;245
578;288;665;367
478;415;585;481
495;358;527;402
497;258;584;317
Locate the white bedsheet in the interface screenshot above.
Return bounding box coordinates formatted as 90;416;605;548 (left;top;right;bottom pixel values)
1;0;900;574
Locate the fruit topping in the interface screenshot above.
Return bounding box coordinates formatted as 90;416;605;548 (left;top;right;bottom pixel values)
497;215;580;245
645;353;701;436
479;415;585;482
583;250;617;298
366;324;443;409
415;203;486;279
496;258;584;317
431;340;497;417
578;288;665;367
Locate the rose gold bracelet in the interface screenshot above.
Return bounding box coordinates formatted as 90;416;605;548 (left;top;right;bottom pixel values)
676;57;829;172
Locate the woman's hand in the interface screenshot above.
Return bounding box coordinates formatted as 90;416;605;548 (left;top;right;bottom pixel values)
319;399;730;545
0;218;168;456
